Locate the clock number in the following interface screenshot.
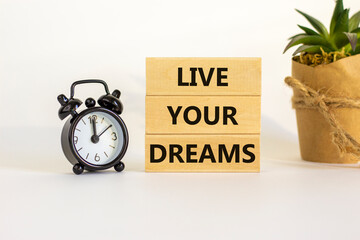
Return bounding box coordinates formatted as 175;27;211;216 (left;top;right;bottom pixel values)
111;132;117;141
88;115;98;123
94;153;100;162
74;136;78;144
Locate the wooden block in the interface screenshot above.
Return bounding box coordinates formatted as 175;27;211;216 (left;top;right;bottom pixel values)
145;134;260;172
146;96;261;134
146;57;261;96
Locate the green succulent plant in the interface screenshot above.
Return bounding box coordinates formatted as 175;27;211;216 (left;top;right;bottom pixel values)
284;0;360;56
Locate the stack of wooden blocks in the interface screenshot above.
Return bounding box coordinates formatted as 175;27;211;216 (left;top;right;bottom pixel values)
145;58;261;172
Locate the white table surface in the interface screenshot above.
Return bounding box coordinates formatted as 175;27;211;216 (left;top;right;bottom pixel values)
1;120;360;240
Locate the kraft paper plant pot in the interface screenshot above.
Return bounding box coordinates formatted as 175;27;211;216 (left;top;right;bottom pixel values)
291;54;360;164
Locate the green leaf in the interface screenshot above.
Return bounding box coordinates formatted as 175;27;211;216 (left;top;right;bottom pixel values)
344;42;360;54
298;25;319;35
283;35;330;54
352;27;360;33
288;33;307;40
292;45;332;56
333;8;349;34
349;11;360;31
344;32;358;51
333;32;350;49
330;0;344;34
296;9;329;38
354;43;360;54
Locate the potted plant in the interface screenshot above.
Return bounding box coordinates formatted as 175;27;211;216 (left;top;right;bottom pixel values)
284;0;360;164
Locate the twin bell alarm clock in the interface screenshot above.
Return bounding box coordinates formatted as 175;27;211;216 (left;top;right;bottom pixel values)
57;79;129;175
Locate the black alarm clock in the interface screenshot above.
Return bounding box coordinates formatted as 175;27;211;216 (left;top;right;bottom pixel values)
57;79;129;175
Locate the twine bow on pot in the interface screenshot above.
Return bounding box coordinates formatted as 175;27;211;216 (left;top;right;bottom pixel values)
285;76;360;159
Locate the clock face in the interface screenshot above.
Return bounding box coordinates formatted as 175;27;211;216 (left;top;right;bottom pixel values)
72;110;124;165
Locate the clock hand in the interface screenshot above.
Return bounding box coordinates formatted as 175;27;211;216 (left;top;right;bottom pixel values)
91;116;99;144
92;116;97;136
98;124;113;138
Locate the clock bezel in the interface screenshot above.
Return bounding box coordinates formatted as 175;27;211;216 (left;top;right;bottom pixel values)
66;107;129;171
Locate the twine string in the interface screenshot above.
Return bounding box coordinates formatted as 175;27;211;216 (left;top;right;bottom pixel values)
285;76;360;157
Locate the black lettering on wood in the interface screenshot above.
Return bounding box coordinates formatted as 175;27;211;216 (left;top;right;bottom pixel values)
167;106;182;125
217;68;228;86
184;106;201;125
186;144;197;163
169;144;184;163
243;144;255;163
223;106;238;125
204;106;219;125
150;144;166;163
198;68;215;86
219;144;240;163
199;144;216;163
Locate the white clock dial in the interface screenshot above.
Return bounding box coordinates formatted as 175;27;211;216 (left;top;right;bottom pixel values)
72;111;124;165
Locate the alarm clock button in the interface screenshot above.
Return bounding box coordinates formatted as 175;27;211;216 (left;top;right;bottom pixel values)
85;98;96;108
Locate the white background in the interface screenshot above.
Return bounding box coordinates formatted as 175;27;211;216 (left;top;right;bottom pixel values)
1;0;360;239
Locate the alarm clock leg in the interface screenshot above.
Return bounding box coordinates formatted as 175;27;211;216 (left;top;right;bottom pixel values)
73;163;84;175
114;162;125;172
